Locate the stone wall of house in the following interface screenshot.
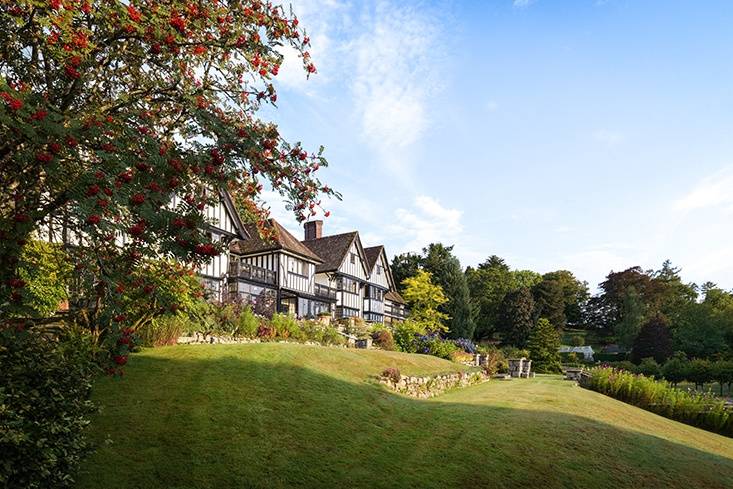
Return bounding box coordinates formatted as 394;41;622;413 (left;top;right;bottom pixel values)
379;371;490;399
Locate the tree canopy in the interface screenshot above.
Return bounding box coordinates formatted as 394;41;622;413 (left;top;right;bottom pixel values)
1;0;335;367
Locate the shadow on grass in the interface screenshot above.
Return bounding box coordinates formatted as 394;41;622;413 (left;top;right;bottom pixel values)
77;351;733;489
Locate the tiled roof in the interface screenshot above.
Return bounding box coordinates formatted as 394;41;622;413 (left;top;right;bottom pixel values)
363;246;384;272
301;232;359;273
230;219;322;263
385;290;406;304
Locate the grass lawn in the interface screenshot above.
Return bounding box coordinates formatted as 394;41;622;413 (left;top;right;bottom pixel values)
77;343;733;488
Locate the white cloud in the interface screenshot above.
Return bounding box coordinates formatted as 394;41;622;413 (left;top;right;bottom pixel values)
592;129;624;146
350;2;444;173
674;167;733;211
513;0;534;8
388;195;463;253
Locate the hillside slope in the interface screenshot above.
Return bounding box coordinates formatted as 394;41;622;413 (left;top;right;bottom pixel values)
77;344;733;489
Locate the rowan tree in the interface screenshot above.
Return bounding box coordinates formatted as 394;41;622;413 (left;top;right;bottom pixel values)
0;0;336;368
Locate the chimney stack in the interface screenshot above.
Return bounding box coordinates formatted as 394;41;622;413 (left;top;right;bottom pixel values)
304;220;323;241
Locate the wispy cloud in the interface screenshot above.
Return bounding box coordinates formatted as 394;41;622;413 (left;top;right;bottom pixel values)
389;195;463;253
674;167;733;211
513;0;534;8
350;2;445;177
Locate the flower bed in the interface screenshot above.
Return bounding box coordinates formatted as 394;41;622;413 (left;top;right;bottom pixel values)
580;366;733;437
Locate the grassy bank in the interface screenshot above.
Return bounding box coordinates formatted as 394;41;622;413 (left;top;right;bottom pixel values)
77;343;733;488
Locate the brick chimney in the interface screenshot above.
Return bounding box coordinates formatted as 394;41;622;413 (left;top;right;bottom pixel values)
304;220;323;241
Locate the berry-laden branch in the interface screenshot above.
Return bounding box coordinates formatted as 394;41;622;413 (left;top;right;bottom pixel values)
0;1;340;371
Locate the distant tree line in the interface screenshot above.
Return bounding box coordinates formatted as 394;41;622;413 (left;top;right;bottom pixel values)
392;246;733;366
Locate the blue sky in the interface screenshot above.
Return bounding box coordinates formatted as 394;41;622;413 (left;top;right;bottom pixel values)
261;0;733;291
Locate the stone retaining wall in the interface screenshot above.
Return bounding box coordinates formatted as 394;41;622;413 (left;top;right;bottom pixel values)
379;371;490;399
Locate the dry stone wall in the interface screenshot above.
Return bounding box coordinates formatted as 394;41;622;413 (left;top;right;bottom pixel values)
379;371;490;399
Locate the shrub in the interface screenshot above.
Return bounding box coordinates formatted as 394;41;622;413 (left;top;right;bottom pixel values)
0;327;98;488
321;325;346;346
688;358;713;389
581;366;733;437
257;323;275;339
570;335;585;347
382;367;401;383
414;333;458;360
236;305;259;338
660;353;689;386
607;360;637;373
372;329;396;351
343;317;370;339
527;318;562;373
453;337;477;354
636;357;661;378
393;320;426;353
271;313;303;340
482;346;507;375
137;314;188;347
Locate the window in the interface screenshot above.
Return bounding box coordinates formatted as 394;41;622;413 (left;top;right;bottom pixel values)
338;277;358;294
288;257;305;276
376;265;382;275
350;253;356;264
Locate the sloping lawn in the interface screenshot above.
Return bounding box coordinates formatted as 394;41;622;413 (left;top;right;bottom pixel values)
77;344;733;488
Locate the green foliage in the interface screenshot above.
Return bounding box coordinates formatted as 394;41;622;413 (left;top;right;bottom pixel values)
532;278;567;331
136;314;189;347
497;287;535;347
527;318;562;373
636;357;661;378
402;270;449;334
271;313;303;341
613;286;646;350
11;240;72;318
0;328;98;488
631;315;673;364
570;335;585;346
420;244;475;339
541;270;590;328
660;353;690;386
390;253;423;295
582;366;733;436
392;320;427;353
417;335;459;360
673;299;732;358
687;359;713;388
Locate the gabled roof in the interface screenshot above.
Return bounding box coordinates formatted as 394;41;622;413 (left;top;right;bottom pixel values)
364;246;383;271
364;245;396;290
230;219;322;263
301;231;368;275
385;290;406;304
218;188;249;239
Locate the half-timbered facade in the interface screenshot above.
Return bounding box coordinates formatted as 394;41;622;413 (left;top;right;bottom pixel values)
228;219;337;318
362;246;395;323
384;290;408;324
301;223;370;320
192;189;249;299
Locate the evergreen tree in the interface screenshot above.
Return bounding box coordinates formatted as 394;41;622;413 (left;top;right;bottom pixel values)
613;286;646;350
527;318;562;373
498;287;535;348
631;315;673;364
390;253;423;294
421;244;475;339
532;278;566;330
